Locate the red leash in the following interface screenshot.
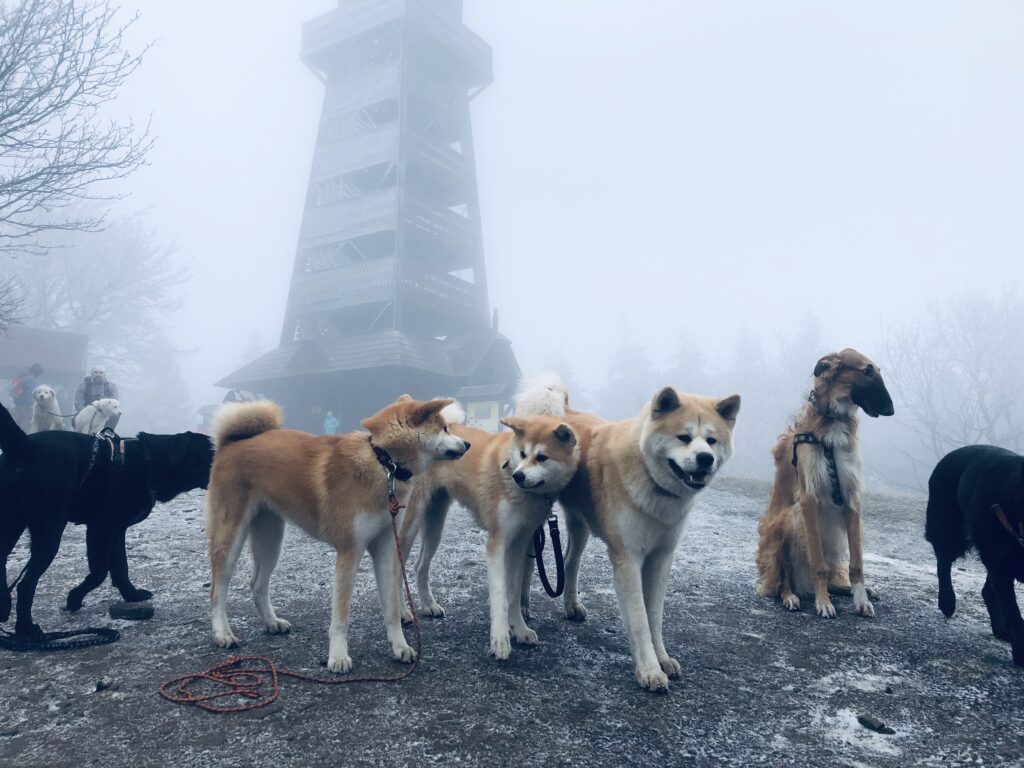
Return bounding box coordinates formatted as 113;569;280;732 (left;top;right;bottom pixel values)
160;496;420;713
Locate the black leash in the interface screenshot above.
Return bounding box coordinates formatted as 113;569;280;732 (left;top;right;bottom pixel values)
791;432;845;506
531;514;565;598
0;626;119;652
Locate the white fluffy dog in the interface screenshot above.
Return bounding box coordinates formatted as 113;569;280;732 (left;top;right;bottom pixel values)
31;385;67;433
73;398;122;434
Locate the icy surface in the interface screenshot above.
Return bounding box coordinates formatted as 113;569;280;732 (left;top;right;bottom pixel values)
1;479;1021;767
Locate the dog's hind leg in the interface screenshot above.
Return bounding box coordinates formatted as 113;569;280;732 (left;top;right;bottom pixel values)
208;503;250;649
249;506;289;635
990;573;1024;666
109;528;151;602
15;520;67;634
65;525;116;611
562;507;590;622
0;519;27;623
937;557;957;618
519;550;533;622
982;573;1009;641
328;544;361;673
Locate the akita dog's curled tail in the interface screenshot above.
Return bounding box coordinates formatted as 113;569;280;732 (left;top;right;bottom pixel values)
205;395;469;673
516;375;741;692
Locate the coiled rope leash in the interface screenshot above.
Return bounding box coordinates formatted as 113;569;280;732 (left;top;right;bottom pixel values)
159;473;421;714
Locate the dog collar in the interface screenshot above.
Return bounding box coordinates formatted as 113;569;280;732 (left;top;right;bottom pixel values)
369;438;413;482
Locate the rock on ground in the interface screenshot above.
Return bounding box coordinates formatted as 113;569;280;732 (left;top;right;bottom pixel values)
0;480;1021;767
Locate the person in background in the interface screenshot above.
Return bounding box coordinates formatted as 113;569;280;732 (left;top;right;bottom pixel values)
10;363;43;431
323;409;340;435
75;367;120;430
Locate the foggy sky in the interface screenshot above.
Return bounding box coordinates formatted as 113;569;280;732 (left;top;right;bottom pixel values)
112;1;1024;407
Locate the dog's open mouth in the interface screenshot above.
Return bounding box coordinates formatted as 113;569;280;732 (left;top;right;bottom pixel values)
668;459;708;490
444;449;465;459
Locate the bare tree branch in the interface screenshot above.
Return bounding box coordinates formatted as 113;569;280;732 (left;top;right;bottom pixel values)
0;0;152;253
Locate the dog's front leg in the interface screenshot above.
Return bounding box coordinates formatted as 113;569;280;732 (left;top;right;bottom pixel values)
505;530;537;646
844;496;874;617
799;496;835;618
611;553;668;691
485;531;512;660
369;532;415;664
329;545;361;673
642;547;680;679
109;528;152;603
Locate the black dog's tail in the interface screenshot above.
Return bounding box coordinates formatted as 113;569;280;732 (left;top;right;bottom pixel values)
0;402;30;460
925;452;972;618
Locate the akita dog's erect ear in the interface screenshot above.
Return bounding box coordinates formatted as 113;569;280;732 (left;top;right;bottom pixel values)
651;386;681;416
500;417;527;435
714;394;741;424
410;398;454;426
397;394;414;402
553;423;576;446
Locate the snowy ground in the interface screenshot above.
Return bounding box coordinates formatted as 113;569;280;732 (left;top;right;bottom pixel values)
1;479;1022;767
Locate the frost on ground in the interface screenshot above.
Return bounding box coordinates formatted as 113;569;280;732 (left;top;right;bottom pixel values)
1;479;1022;767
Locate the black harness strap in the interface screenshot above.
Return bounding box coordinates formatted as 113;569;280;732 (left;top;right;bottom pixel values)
369;438;413;482
791;432;845;507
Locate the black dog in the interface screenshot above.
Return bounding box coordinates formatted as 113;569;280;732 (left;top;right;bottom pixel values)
0;402;213;635
926;445;1024;666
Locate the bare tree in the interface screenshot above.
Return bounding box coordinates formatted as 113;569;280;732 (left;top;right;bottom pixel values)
0;0;152;253
1;209;188;383
882;290;1024;486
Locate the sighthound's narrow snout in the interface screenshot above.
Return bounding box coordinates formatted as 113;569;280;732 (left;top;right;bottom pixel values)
852;377;895;418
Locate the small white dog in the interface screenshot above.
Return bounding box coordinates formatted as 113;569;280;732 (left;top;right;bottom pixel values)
74;398;122;434
31;385;67;433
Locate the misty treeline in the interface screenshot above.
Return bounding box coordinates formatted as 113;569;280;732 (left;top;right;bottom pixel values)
557;290;1024;493
0;0;191;432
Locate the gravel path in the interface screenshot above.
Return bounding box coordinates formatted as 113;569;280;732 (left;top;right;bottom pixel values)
1;479;1021;767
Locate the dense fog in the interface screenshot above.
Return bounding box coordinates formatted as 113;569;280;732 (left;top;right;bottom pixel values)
2;1;1022;491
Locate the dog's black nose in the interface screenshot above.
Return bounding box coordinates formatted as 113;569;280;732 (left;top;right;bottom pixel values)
462;441;471;451
513;470;525;484
696;452;715;468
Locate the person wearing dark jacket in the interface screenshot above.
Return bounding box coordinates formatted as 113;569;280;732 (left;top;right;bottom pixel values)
75;368;120;430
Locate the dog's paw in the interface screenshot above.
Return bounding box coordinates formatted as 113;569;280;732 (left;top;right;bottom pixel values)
852;585;874;618
513;627;538;646
565;601;588;622
659;657;682;679
391;642;416;664
15;621;43;637
782;594;801;611
938;586;956;618
64;596;84;613
328;653;353;674
815;598;837;618
635;666;670;692
213;629;240;648
401;608;414;625
121;588;153;603
490;634;512;660
265;617;291;634
420;601;445;619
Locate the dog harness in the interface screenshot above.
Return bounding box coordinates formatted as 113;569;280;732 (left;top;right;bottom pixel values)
992;503;1024;551
791;433;845;507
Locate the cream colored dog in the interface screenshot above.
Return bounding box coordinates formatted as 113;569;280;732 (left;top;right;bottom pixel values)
204;395;469;673
31;386;66;433
73;398;121;434
517;375;741;691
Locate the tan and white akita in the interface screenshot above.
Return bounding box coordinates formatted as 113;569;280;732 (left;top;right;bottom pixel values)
517;375;741;691
399;410;580;659
204;395;469;673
